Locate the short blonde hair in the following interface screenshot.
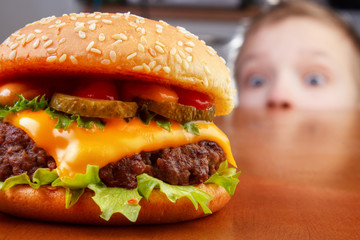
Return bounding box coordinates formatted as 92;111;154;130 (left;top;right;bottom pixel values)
235;0;360;81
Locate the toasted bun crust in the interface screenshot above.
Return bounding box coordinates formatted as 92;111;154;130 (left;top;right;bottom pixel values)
0;13;234;115
0;183;230;225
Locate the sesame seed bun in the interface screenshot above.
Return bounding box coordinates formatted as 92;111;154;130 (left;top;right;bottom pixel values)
0;183;230;225
0;12;234;115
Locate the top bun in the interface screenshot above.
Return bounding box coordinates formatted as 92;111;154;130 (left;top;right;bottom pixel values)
0;12;235;115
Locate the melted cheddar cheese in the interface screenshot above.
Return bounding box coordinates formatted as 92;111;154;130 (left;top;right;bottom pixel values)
5;110;236;179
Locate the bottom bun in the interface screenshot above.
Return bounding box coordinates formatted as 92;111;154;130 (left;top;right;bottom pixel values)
0;183;230;225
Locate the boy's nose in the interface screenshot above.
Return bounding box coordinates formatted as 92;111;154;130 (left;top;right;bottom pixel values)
267;100;292;109
266;76;294;109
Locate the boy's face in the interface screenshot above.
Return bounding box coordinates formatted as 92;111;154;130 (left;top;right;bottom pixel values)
237;17;360;110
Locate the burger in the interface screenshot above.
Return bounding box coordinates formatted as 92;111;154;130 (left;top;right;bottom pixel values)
0;12;239;225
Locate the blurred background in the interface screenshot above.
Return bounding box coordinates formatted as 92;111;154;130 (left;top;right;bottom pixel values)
0;0;359;82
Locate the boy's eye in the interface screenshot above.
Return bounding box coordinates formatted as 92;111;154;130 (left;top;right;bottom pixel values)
247;75;266;88
305;73;326;86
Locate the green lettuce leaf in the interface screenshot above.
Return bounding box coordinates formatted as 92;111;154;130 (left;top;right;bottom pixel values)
88;183;142;222
52;165;101;208
137;173;213;214
182;122;200;136
0;168;58;190
205;161;241;196
0;94;48;119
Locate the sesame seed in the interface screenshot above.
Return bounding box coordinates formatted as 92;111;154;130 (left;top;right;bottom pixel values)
185;47;193;53
46;48;56;53
101;59;111;65
177;26;187;33
99;33;105;41
112;40;122;46
220;57;226;64
59;54;67;63
88;13;96;18
136;27;142;32
33;39;40;48
119;33;127;40
88;20;98;24
101;12;109;16
183;60;189;70
112;34;121;40
207;46;216;56
59;38;66;44
186;56;193;62
204;65;211;75
155;45;165;54
10;43;19;50
200;40;206;45
140;36;147;45
48;24;57;29
138;43;145;52
156;24;163;29
102;19;112;24
178;50;186;58
89;23;96;31
86;41;94;51
124;12;130;20
155;41;165;48
149;60;156;69
185;33;194;39
175;54;182;64
95;15;101;19
43;40;53;48
74;25;85;32
129;21;137;28
70;16;77;21
163;66;171;73
142;63;150;73
133;65;143;71
159;20;169;26
127;52;137;60
42;35;49;41
9;50;17;60
170;48;176;55
70;55;78;64
77;13;86;18
34;29;43;34
177;41;183;46
156;28;162;34
153;65;162;72
55;20;62;24
57;22;66;28
90;48;102;54
16;34;25;40
110;51;116;63
185;41;195;47
78;31;86;39
46;56;57;63
148;48;157;57
21;38;26;46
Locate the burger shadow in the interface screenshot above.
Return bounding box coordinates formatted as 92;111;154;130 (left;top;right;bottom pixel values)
0;205;238;240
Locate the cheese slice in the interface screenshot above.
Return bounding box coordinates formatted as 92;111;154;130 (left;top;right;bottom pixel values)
6;110;236;179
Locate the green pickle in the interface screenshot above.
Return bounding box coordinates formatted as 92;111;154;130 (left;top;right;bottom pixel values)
136;98;215;123
50;93;138;118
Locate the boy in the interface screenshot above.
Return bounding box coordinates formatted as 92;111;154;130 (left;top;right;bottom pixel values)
235;1;360;109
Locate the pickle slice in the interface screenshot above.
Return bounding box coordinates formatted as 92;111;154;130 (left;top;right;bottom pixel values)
50;93;138;118
136;98;215;123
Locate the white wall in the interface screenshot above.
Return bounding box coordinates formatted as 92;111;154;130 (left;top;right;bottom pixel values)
0;0;83;42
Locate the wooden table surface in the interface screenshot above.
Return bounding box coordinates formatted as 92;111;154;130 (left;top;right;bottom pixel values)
1;108;359;239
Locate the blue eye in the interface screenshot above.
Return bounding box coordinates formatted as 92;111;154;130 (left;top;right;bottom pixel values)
248;75;266;88
305;74;325;86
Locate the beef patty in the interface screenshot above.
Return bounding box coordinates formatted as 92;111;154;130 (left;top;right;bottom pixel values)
0;121;226;189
